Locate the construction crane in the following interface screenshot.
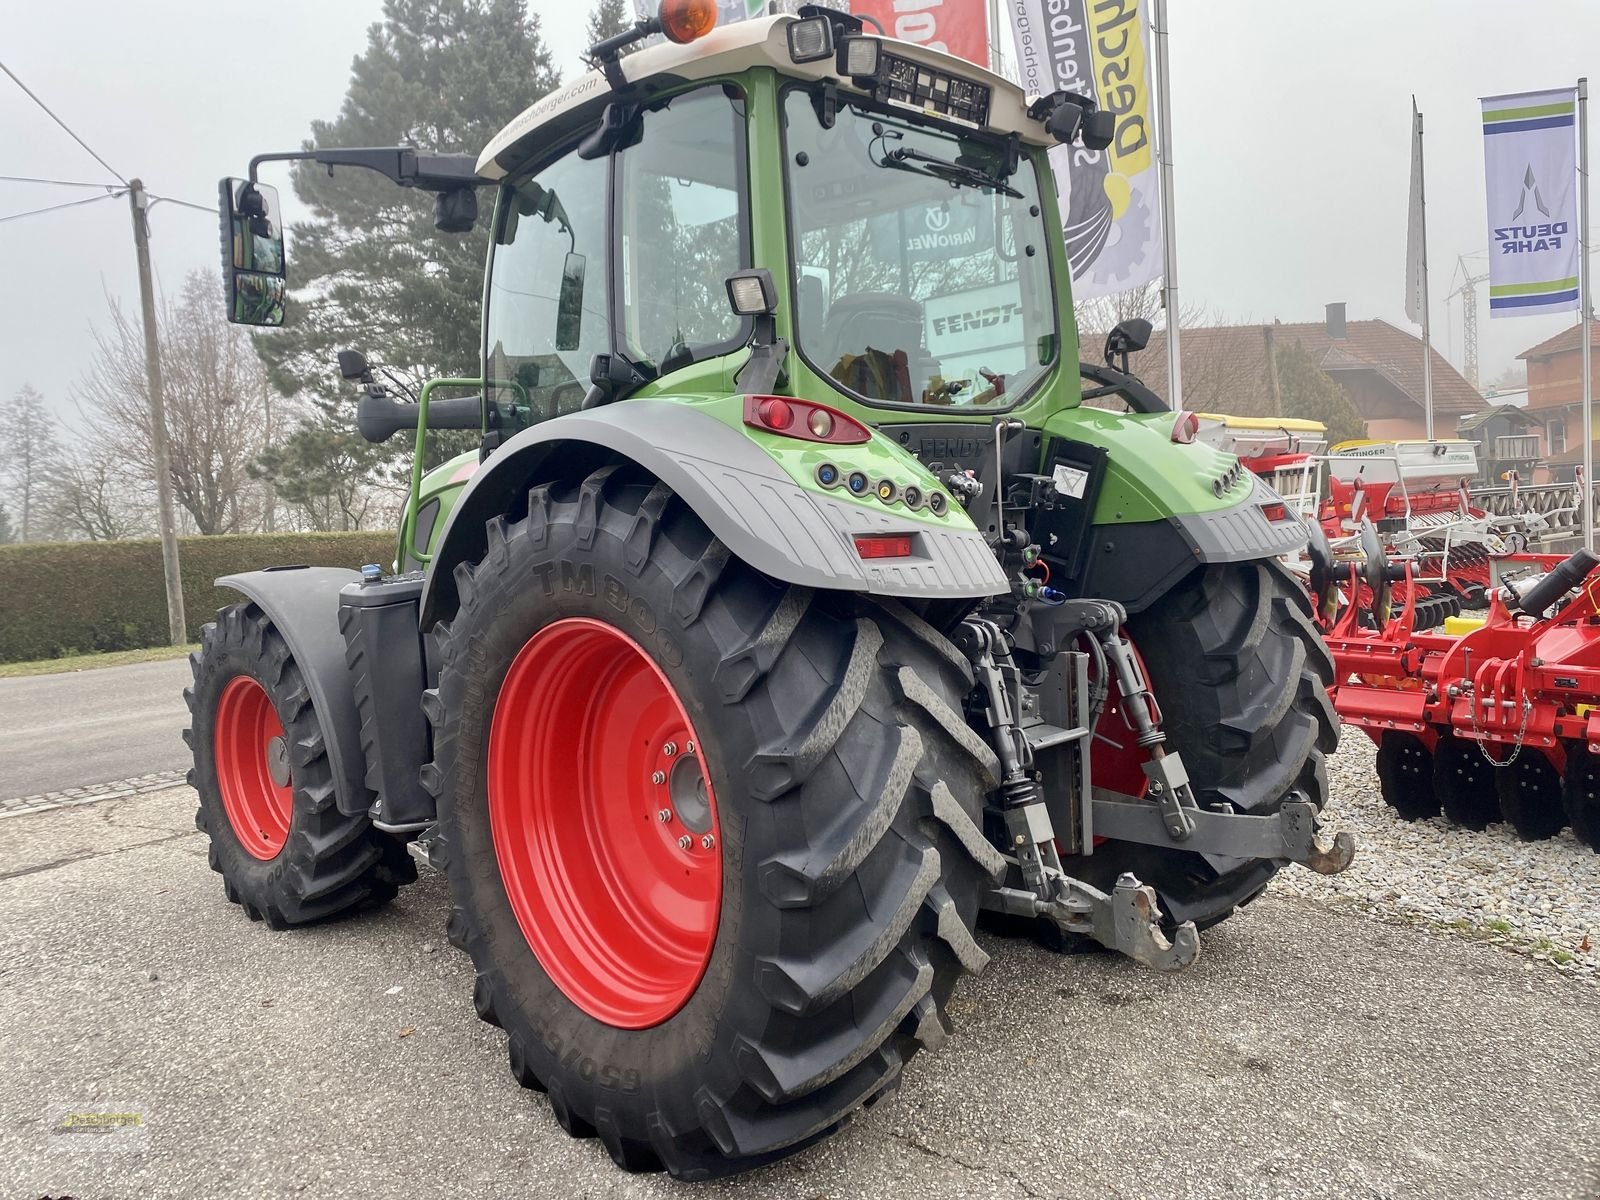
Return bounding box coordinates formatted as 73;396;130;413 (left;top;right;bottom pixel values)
1448;253;1490;391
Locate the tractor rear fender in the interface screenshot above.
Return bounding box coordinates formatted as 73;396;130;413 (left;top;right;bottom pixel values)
420;399;1009;627
216;567;370;818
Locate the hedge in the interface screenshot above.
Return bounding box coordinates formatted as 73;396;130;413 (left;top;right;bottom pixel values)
0;531;396;663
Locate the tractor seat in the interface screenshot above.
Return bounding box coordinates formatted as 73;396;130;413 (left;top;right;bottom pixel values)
817;293;935;404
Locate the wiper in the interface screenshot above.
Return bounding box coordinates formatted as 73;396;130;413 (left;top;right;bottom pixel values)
883;146;1024;199
868;125;1023;198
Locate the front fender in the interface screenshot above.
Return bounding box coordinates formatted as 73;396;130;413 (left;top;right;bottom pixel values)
216;567;369;818
420;400;1008;625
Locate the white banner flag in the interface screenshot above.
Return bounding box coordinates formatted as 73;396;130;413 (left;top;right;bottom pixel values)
1006;0;1164;298
1404;101;1427;325
1482;87;1580;318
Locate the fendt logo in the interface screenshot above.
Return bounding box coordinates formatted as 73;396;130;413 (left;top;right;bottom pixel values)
931;301;1023;339
1496;164;1568;254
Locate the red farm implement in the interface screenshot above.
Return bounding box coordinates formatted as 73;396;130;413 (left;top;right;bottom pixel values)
1323;539;1600;849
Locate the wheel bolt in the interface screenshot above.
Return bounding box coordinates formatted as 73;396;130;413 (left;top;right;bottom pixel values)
662;741;677;757
685;741;694;754
658;809;672;823
701;834;715;850
651;770;666;785
678;835;692;850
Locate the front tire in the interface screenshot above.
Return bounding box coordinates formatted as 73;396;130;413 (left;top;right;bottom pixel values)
185;603;415;928
426;467;1000;1180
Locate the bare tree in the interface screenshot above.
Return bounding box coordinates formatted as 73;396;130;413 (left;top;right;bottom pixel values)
44;449;150;541
0;384;62;542
75;272;283;535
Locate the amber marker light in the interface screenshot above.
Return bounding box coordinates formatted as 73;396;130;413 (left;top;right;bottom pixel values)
659;0;718;44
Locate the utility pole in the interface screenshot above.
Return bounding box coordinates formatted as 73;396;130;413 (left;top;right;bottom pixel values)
128;179;187;645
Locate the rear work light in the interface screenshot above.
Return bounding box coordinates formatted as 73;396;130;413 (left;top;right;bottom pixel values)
743;395;871;444
853;534;914;559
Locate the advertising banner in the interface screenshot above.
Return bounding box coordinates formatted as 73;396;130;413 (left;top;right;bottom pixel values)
1481;88;1580;318
849;0;992;68
1006;0;1163;297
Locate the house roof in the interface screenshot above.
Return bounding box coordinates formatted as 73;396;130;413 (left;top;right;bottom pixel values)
1517;322;1600;362
1457;403;1541;433
1542;439;1600;468
1124;318;1486;419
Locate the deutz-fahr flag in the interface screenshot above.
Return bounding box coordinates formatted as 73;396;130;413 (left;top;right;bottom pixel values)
1481;87;1580;319
1005;0;1163;298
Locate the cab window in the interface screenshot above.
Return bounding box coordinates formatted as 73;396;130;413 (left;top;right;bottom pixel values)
485;150;611;432
617;88;748;372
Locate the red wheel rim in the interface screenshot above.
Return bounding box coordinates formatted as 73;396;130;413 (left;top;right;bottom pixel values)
488;617;722;1029
213;675;294;861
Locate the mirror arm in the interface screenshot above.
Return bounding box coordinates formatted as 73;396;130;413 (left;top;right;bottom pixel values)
1078;362;1169;414
248;148;482;192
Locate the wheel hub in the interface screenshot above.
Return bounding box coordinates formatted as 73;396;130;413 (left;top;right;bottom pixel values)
213;675;294;861
488;617;722;1029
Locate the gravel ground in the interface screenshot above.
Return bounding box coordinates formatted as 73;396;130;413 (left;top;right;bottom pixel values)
1274;728;1600;978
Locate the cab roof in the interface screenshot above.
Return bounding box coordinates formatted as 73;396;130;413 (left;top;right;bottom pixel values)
477;14;1047;180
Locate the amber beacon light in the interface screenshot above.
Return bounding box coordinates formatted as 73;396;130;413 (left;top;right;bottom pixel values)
659;0;719;44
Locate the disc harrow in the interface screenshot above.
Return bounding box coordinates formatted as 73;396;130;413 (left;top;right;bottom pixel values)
1321;533;1600;850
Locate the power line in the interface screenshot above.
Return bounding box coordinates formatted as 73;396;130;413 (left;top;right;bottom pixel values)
0;58;128;187
0;174;120;190
0;191;124;224
147;194;215;215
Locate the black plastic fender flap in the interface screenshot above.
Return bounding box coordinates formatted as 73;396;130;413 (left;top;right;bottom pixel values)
216;567;371;817
338;572;433;830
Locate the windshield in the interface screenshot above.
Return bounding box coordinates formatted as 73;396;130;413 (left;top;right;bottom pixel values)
783;91;1057;411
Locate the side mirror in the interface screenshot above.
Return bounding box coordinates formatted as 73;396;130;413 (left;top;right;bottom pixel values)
435;187;478;234
555;253;587;352
1081;111;1116;152
1104;318;1153;373
218;178;287;327
337;349;371;381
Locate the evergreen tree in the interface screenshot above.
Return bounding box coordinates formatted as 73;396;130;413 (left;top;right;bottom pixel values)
1272;341;1366;447
586;0;635;49
251;0;560;515
1;384;61;542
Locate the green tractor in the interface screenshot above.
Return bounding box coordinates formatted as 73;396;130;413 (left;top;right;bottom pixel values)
194;3;1351;1180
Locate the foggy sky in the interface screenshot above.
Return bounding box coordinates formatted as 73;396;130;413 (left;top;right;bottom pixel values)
4;1;1597;423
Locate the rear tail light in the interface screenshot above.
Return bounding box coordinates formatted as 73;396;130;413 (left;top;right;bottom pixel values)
1171;410;1200;444
853;534;914;559
1261;502;1292;523
743;395;870;444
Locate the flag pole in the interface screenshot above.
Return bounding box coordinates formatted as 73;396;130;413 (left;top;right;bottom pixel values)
1153;0;1182;407
1580;75;1593;551
1418;106;1435;440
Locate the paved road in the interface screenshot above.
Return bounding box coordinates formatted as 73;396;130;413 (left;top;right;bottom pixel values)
0;658;191;800
3;787;1597;1200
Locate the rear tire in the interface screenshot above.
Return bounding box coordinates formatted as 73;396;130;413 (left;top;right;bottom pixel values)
425;467;999;1180
185;603;415;928
1061;559;1338;930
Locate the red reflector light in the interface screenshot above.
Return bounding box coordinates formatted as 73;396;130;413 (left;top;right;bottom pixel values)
757;397;794;431
853;534;914;559
743;395;871;444
1261;502;1291;522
